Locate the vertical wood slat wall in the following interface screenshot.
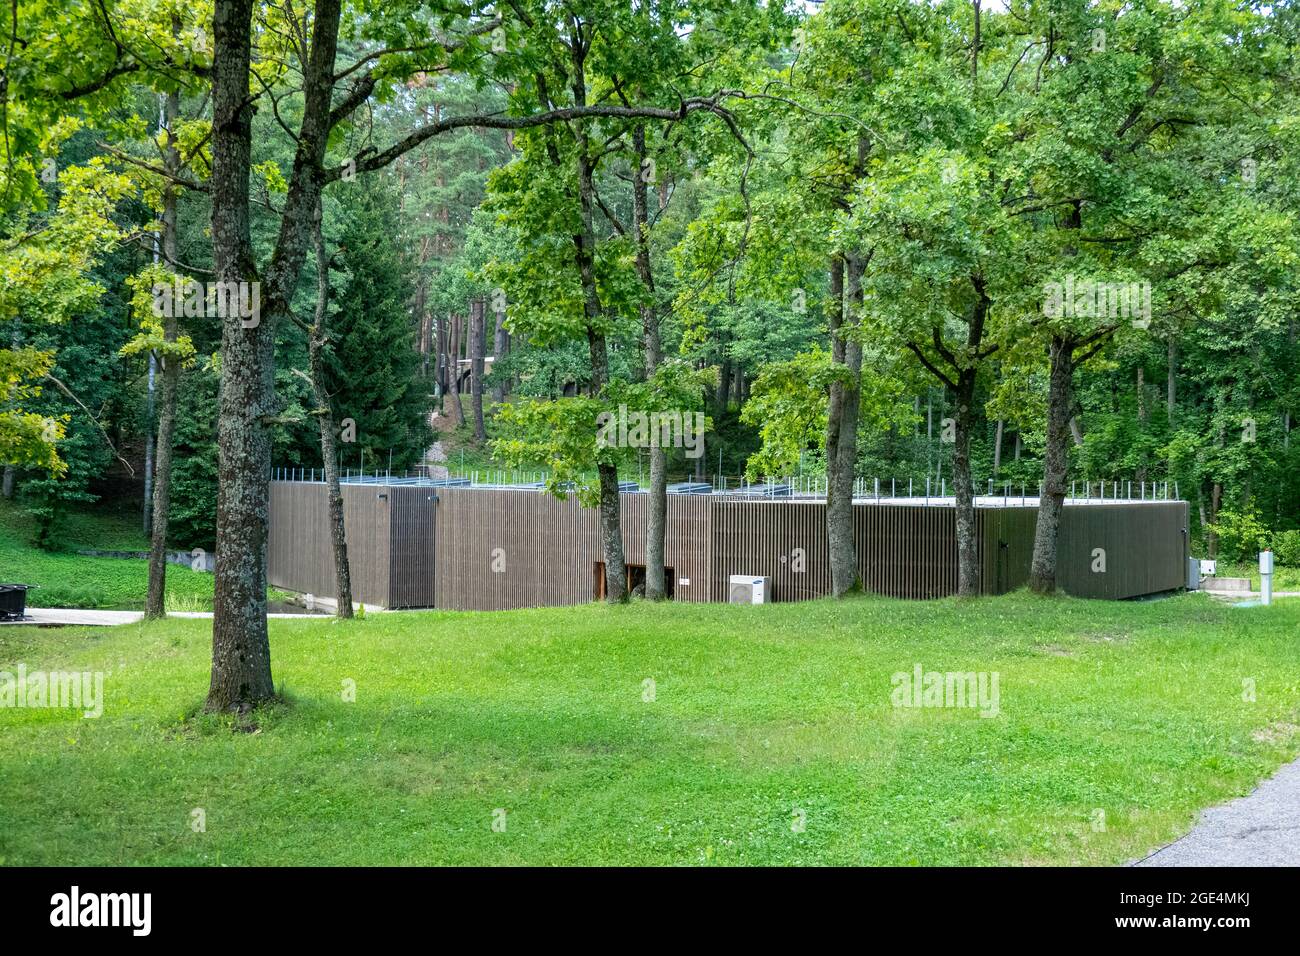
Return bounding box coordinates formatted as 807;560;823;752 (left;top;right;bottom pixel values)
431;487;712;611
269;481;1189;609
979;501;1188;598
707;501;959;601
386;486;437;608
268;481;392;606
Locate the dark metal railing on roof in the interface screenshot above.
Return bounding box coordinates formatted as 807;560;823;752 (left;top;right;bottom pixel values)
270;466;1181;506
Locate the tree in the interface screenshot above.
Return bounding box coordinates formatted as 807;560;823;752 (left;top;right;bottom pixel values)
324;179;430;474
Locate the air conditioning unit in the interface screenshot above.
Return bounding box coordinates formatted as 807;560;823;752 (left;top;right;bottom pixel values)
729;575;771;605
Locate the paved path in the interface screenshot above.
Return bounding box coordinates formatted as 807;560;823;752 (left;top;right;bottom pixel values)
1134;757;1300;866
1;608;143;626
2;608;337;626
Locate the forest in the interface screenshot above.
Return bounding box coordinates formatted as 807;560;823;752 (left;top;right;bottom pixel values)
3;0;1298;710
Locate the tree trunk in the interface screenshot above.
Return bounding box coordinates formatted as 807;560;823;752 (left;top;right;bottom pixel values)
207;0;276;711
566;27;624;603
1;465;13;499
992;418;1003;476
1135;365;1148;484
1166;333;1177;424
951;279;993;598
632;125;667;601
825;254;862;597
414;275;430;378
469;298;487;442
448;313;465;427
715;356;731;410
1068;408;1085;447
491;307;508;406
207;0;342;711
435;313;449;409
143;352;155;536
952;369;978;596
145;85;181;620
307;198;352;618
1207;481;1223;557
1028;336;1074;594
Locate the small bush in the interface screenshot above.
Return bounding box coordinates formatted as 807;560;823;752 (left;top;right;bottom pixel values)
1272;530;1300;568
1208;509;1270;563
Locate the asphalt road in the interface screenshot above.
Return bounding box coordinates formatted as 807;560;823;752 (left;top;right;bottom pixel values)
1134;757;1300;866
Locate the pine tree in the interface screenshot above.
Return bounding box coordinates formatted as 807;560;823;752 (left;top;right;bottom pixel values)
325;178;433;474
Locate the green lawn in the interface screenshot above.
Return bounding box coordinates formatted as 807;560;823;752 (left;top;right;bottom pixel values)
0;499;217;610
2;591;1298;865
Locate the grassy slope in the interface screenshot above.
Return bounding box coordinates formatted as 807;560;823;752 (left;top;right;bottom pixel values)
0;499;215;609
2;592;1298;866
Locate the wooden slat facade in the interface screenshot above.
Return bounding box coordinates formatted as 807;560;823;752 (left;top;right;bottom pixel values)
268;482;393;607
708;500;959;601
430;487;712;610
268;481;1189;609
979;501;1188;599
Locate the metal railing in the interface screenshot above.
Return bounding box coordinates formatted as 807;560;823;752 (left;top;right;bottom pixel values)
271;466;1181;505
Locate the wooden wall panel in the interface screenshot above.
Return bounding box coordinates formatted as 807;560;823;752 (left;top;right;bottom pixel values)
707;500;959;601
981;502;1187;598
1056;502;1188;598
430;488;711;611
270;480;1188;609
386;486;437;608
267;481;391;607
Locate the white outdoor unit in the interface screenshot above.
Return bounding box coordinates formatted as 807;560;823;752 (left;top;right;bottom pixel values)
729;575;771;604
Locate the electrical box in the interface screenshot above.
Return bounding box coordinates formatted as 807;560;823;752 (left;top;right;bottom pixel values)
1186;558;1200;591
1199;559;1217;578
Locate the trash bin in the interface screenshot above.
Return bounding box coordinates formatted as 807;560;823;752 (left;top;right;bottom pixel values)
0;584;35;621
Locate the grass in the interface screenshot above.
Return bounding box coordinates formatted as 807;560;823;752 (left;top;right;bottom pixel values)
1211;560;1300;591
0;499;287;610
2;591;1298;866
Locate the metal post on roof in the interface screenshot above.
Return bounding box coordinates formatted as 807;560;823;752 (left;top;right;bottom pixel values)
926;477;930;504
1174;481;1179;499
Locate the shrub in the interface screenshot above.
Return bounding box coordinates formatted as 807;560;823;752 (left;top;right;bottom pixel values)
1208;509;1270;563
1272;530;1300;568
